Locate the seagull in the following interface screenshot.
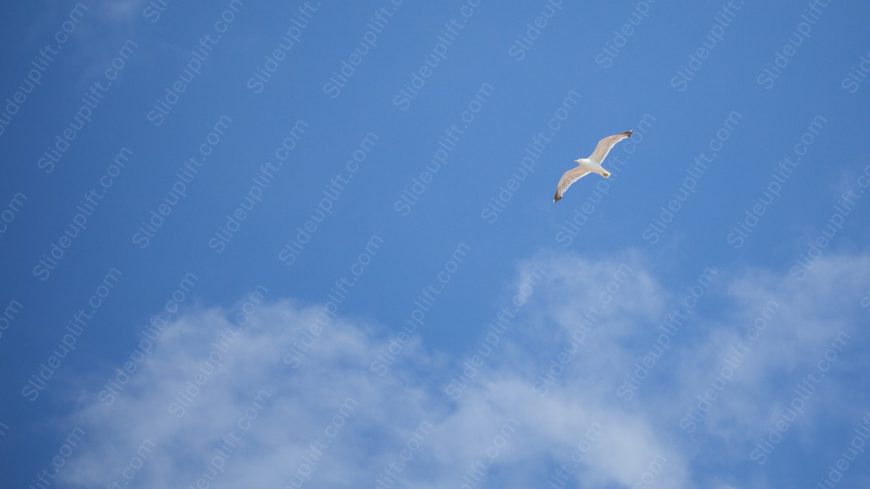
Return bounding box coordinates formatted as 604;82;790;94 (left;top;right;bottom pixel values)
553;130;633;202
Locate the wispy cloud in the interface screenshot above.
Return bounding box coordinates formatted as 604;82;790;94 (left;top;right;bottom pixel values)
100;1;141;20
58;251;870;488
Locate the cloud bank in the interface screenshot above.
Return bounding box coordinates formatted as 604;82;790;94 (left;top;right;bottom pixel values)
59;251;870;488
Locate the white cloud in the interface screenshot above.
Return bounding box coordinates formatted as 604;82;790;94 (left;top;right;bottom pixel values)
58;251;870;488
97;0;146;20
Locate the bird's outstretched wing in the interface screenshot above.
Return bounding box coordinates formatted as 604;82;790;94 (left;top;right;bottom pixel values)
554;166;591;202
586;130;633;164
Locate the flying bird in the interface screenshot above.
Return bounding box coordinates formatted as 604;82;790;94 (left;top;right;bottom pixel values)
553;130;633;202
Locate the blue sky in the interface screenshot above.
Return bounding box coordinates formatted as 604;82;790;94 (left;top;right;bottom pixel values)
2;0;870;487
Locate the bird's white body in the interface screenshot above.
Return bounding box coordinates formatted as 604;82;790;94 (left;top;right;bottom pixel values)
575;158;611;179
